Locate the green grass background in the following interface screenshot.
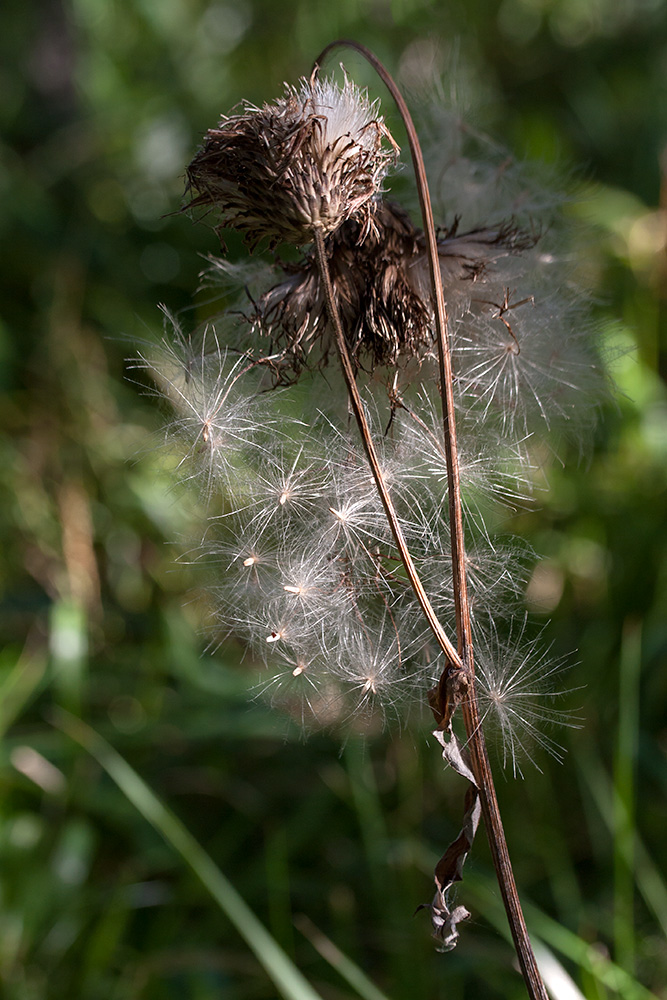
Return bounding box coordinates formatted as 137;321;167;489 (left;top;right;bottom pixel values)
1;0;666;997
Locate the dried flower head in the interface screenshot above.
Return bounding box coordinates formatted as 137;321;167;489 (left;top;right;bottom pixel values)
186;75;398;250
255;200;535;373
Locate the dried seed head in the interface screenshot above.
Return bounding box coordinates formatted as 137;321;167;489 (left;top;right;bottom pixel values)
186;75;398;250
255;202;429;373
256;200;534;373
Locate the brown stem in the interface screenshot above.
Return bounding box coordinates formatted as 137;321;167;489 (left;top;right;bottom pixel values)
312;227;460;672
313;42;548;1000
313;40;471;658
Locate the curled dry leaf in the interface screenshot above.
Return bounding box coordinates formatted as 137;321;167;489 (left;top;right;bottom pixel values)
425;730;481;951
421;662;480;951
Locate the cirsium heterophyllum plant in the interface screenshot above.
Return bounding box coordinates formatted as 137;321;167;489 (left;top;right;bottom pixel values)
141;41;606;1000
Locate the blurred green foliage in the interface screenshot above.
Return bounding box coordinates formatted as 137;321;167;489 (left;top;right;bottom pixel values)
1;0;666;998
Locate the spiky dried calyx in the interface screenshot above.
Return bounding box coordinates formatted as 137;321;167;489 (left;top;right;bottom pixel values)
255;200;536;374
186;76;398;251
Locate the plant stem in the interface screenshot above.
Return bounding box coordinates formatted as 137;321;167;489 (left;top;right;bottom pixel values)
312;227;460;673
313;41;549;1000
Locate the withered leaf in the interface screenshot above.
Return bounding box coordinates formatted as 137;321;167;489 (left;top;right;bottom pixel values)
421;727;481;951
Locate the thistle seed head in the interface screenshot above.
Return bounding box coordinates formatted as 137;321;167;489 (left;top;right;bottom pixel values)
186;75;398;250
256;200;535;374
151;56;608;756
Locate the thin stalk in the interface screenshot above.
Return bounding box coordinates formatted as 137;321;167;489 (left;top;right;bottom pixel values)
312;227;460;672
313;42;548;1000
312;41;471;655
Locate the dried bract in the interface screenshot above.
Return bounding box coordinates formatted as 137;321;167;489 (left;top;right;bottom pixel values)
256;200;535;372
186;76;398;250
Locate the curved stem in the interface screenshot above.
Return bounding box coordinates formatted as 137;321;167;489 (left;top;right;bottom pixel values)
312;228;460;672
313;39;471;662
313;42;548;1000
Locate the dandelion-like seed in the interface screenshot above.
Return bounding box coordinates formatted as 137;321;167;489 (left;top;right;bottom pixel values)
333;615;410;723
255;647;338;727
272;549;354;641
473;618;581;778
393;388;535;535
325;493;390;561
244;444;331;540
453;274;605;438
186;75;398;250
136;317;279;497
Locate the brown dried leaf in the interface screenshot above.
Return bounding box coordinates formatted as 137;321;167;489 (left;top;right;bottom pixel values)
422;727;481;952
428;658;470;731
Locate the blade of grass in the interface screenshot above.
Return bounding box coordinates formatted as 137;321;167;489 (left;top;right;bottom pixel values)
613;619;641;972
0;645;47;739
52;709;324;1000
50;599;88;714
265;824;295;957
462;871;660;1000
295;913;392;1000
576;744;667;940
343;739;421;994
531;941;586;1000
344;738;389;901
